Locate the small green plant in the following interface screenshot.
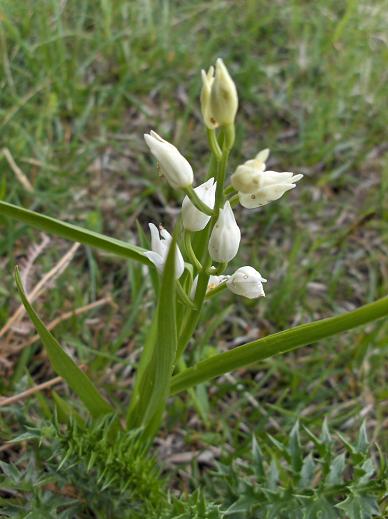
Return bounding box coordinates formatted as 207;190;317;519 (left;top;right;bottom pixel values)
212;421;387;518
0;58;387;514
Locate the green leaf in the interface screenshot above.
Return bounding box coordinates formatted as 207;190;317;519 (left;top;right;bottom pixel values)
252;436;265;479
356;421;369;454
170;295;388;394
52;390;84;426
336;493;380;519
14;267;114;419
320;417;332;446
140;234;178;436
327;453;346;486
289;420;302;472
0;201;148;264
300;453;315;487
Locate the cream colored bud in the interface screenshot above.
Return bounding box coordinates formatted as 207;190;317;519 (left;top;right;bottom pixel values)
182;178;217;232
200;59;238;129
200;67;217;129
208;201;241;262
226;266;267;299
210;58;238;126
144;130;193;189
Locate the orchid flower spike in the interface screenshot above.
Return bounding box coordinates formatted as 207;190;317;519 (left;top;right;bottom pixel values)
200;58;238;129
144;223;184;279
182;178;217;232
226;266;267;299
208;201;241;262
144;130;193;189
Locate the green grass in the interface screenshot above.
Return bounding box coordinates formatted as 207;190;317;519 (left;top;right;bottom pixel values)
0;0;387;515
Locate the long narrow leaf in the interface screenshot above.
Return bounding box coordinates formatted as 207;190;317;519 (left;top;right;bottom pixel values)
170;296;388;394
0;201;148;264
14;267;114;418
143;234;178;426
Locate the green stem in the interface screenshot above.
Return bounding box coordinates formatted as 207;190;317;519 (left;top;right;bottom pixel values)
224;184;235;196
184;231;202;272
170;295;388;394
176;269;210;359
207;128;222;161
206;281;228;299
176;280;197;309
206;262;227;275
183;186;213;216
214;148;230;211
228;193;240;208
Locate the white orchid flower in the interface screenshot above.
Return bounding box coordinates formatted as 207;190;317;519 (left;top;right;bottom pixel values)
182;178;217;232
144;130;193;189
208;201;241;262
144;223;184;279
238;171;303;208
226;266;267;299
231;148;270;193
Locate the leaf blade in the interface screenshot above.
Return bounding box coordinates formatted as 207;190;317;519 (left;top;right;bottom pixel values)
170;295;388;394
14;267;114;418
0;201;148;264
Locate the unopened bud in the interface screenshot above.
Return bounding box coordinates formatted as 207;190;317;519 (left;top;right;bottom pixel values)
200;59;238;129
226;266;267;299
208;201;240;262
182;178;217;232
144;131;193;189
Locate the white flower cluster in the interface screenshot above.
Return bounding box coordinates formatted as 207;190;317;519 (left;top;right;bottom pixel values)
142;59;303;299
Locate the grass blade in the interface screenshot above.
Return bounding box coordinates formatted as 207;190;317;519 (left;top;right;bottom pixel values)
170;296;388;394
14;267;114;418
0;201;148;264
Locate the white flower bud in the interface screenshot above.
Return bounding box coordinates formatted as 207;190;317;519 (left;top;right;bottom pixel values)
239;171;303;208
208;201;241;262
200;59;238;129
226;266;267;299
211;59;238;126
144;130;193;189
200;67;217;130
182;178;217;232
144;223;184;279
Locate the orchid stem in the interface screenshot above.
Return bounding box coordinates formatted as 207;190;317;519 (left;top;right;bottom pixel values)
184;231;202;272
183;186;214;216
